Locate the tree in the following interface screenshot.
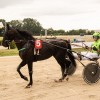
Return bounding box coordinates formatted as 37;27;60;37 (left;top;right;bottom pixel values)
57;29;65;35
8;20;23;29
68;30;78;35
47;28;54;35
22;18;43;35
0;19;5;36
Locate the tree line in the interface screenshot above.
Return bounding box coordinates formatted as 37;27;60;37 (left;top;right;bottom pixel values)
0;18;94;36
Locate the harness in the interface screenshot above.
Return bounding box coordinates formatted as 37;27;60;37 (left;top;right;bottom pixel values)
18;39;42;56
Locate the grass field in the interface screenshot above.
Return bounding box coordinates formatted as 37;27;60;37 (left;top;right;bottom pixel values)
0;49;18;56
0;37;3;40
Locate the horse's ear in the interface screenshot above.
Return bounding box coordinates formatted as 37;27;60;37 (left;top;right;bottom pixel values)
6;24;11;30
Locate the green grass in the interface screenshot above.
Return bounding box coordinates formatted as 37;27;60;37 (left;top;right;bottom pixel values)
0;49;18;56
0;37;3;41
72;48;86;52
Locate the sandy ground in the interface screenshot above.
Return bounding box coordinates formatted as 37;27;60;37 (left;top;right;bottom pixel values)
0;56;100;100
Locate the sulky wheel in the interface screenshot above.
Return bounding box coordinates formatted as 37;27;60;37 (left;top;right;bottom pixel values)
68;63;76;75
83;62;100;84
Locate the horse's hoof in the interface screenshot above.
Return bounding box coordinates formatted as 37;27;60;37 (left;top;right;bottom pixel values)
23;77;28;81
54;79;58;82
66;78;69;81
25;85;32;88
54;79;63;82
59;79;63;82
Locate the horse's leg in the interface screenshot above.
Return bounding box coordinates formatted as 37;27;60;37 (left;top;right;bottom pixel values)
17;60;28;81
59;60;71;81
54;57;66;82
26;62;33;88
59;62;66;81
63;59;71;81
54;57;71;82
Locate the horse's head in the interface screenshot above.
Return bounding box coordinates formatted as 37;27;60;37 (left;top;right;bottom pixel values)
2;24;16;47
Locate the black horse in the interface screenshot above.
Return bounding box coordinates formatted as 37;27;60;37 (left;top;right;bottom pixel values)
2;24;76;88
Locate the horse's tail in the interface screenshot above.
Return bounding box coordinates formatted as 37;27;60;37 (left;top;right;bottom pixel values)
65;40;76;67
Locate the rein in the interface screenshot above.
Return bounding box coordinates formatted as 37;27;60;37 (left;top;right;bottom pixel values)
5;39;89;50
71;42;87;49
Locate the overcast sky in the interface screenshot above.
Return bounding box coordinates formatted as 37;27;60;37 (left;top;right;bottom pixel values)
0;0;100;30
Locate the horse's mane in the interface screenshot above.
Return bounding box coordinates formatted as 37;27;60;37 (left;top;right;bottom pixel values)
16;29;35;40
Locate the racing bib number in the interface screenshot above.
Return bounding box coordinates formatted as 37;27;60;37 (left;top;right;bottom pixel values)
35;40;42;49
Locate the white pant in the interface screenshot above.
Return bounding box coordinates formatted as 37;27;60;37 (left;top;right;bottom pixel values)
73;51;99;60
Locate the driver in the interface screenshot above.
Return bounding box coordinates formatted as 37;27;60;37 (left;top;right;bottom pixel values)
74;32;100;60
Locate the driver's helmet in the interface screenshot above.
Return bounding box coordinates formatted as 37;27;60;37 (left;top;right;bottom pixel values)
93;32;99;39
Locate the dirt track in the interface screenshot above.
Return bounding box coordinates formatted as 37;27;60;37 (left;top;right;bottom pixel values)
0;56;100;100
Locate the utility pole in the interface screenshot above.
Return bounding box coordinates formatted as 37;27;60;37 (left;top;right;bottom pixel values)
4;21;6;32
45;29;47;38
